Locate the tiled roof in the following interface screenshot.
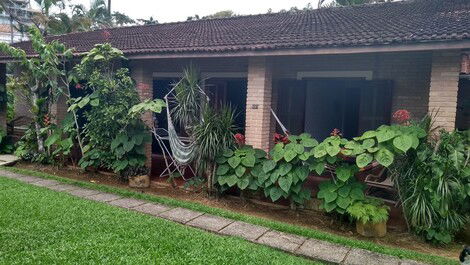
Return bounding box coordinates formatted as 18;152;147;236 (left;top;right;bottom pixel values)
8;0;470;57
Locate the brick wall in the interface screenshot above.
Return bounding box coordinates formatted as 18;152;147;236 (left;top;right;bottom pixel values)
245;57;273;151
130;61;154;168
427;51;461;131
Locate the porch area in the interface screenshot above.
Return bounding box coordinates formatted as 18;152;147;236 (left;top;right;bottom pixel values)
127;50;468;177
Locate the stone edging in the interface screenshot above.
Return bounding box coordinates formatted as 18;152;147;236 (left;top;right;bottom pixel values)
0;170;428;265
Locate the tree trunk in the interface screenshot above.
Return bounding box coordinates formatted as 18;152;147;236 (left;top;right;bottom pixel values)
31;92;45;153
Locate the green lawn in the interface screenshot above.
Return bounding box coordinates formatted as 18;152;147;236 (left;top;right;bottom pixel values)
2;166;458;265
0;177;318;265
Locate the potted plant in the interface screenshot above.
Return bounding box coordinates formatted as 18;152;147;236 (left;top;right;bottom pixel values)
121;166;150;188
347;198;390;237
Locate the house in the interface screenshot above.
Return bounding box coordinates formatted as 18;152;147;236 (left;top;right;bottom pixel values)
0;0;469;171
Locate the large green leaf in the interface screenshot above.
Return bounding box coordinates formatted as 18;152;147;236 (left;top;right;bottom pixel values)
324;201;337;212
362;138;375;149
235;166;246;177
225;175;238;187
310;162;325;175
393;134;413;152
338;185;351;197
216;165;230;175
271;149;285;162
360;130;376;139
223;149;234;157
278;163;292;176
336;196;352;209
262;160;277;173
313;145;327;158
293;144;304;154
254;149;267;158
301;138;318;148
336;166;352;182
237;178;250;190
375;148;394;167
350;187;365;200
295;166;309;181
376;129;396;143
269;187;283;202
250;165;263;177
356;153;373;168
326;145;341;157
284;150;297;162
228;156;241;168
241;154;256;167
324;190;338;203
215;156;227;164
278;175;293;193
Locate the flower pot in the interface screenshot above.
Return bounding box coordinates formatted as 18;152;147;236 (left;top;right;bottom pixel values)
129;175;150;188
356;221;387;237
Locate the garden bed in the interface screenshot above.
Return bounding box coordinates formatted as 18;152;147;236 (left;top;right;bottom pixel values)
15;162;463;261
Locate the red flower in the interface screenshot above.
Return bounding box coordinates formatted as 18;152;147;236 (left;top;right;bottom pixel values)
393;109;411;124
273;133;290;144
75;83;82;89
234;133;245;146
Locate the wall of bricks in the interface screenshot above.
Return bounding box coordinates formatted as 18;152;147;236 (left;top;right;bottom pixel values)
245;57;273;151
427;51;461;131
129;61;154;168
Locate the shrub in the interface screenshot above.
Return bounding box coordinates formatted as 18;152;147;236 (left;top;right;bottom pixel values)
392;128;469;244
347;199;390;224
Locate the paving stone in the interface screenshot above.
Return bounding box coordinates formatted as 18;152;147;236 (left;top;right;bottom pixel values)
219;221;269;241
400;260;429;265
67;188;101;197
187;214;234;232
257;230;306;252
85;193;122;202
108;198;147;209
133;203;172;216
158;207;204;224
48;184;80;192
296;239;350;264
343;248;401;265
31;179;60;187
18;176;42;183
0;171;25;179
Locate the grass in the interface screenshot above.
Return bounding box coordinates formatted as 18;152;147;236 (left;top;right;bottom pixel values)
1;166;458;265
0;177;319;265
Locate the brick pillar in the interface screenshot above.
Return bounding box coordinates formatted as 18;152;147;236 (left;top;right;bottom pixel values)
245;57;273;151
131;61;153;169
427;51;461;131
0;64;6;131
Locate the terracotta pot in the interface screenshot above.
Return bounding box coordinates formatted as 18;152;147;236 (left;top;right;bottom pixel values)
129;175;150;188
356;221;387;237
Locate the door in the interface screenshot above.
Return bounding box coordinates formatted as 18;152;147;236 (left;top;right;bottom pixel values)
358;80;393;134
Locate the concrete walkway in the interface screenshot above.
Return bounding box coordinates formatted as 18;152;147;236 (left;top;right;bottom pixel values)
0;169;427;265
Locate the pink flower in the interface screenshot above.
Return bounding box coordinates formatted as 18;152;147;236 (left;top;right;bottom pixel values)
393;109;411;124
75;83;82;89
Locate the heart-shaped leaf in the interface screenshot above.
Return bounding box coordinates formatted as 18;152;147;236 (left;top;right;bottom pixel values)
241;154;256;167
284;150;297;162
278;175;293;193
262;160;277;173
216;164;230;176
269;187;283;202
278;163;292;176
235;166;246;177
375;148;394;167
228;156;241;168
356;153;373;168
237;178;250;190
393;135;413;152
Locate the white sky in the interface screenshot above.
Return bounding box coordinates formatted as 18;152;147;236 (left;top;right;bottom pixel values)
34;0;321;23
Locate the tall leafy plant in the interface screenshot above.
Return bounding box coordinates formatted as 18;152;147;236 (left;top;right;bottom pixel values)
391;128;469;244
0;27;74;154
193;105;237;193
71;44;150;174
